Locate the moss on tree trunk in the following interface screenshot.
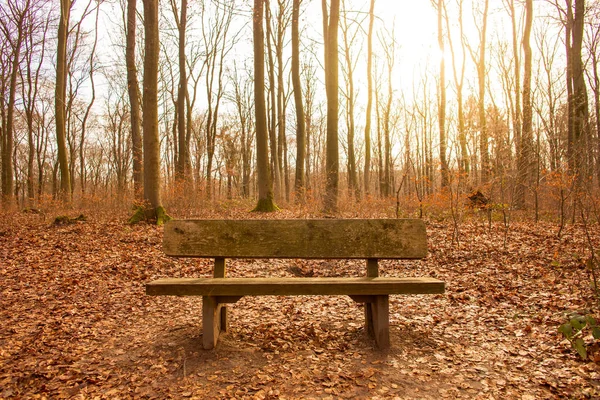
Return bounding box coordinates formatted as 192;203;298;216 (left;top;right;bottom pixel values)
252;198;280;212
128;205;172;225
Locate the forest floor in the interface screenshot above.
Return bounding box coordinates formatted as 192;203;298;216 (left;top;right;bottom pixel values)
1;206;600;399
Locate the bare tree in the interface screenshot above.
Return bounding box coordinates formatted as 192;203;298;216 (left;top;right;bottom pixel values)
202;0;236;200
253;0;277;211
585;5;600;186
466;0;490;185
503;0;522;168
292;0;306;202
445;0;469;176
340;0;361;199
433;0;449;188
264;0;282;199
55;0;72;201
228;62;254;198
515;0;533;209
125;0;143;198
569;0;589;180
170;0;190;182
131;0;169;223
363;0;374;195
1;0;33;204
275;0;291;202
16;0;49;205
322;0;340;213
104;88;131;200
377;26;396;197
78;2;100;198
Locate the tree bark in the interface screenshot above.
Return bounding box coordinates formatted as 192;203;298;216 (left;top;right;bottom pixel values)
55;0;72;202
175;0;189;182
341;0;359;199
2;0;28;205
435;0;449;188
570;0;589;179
515;0;533;209
477;0;490;184
264;1;282;200
125;0;143;199
445;0;469;176
292;0;306;202
141;0;165;221
253;0;277;211
322;0;340;213
363;0;374;195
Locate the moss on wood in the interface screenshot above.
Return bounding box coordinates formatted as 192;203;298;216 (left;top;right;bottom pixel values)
53;214;87;226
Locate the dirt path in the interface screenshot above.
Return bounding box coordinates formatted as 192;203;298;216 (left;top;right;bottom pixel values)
1;211;599;398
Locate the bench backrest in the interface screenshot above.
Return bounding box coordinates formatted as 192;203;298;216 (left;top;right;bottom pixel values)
163;219;427;259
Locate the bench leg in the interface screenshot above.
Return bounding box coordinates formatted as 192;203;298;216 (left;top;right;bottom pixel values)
202;296;222;349
367;295;390;349
365;305;374;336
220;306;228;333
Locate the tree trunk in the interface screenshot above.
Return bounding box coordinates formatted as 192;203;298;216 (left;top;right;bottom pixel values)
341;0;359;199
79;4;100;198
515;0;533;209
507;0;522;167
176;0;189;182
275;0;288;202
2;2;27;205
589;29;600;188
570;0;589;180
126;0;143;199
477;0;490;184
445;0;469;176
364;0;374;195
265;1;281;200
55;0;72;202
292;0;306;202
140;0;166;222
436;0;449;188
322;0;340;213
253;0;277;211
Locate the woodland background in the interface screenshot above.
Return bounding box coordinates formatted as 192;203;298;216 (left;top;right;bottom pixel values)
0;0;598;217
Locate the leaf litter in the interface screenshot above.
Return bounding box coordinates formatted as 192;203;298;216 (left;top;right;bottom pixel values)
1;210;599;398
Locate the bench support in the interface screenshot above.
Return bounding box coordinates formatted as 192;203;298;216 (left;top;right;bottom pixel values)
202;296;221;349
203;293;390;350
202;257;230;350
365;259;378;337
369;295;390;349
202;295;242;350
350;293;390;349
214;258;227;333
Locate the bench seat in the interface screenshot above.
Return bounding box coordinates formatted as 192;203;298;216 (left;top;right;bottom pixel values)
146;277;445;297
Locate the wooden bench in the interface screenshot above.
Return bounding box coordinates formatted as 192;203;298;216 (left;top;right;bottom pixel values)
146;219;445;350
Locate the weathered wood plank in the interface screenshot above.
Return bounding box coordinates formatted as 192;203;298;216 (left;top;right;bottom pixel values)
163;219;427;259
146;277;445;296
